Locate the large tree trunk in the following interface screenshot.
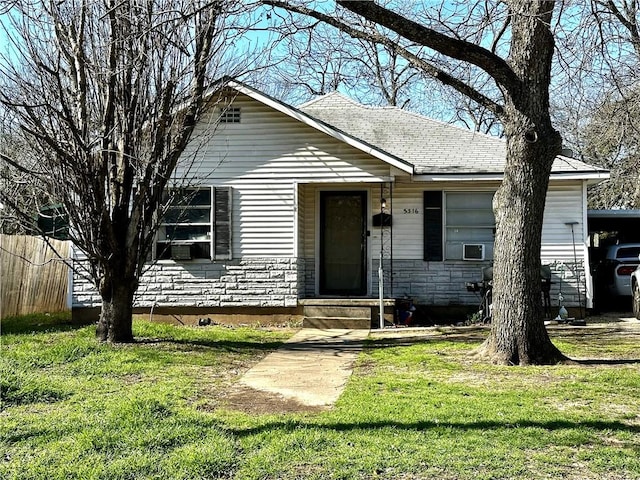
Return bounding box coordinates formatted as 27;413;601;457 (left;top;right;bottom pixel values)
472;0;569;365
476;108;567;365
96;276;137;343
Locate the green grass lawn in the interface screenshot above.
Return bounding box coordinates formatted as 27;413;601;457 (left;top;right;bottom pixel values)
1;314;639;479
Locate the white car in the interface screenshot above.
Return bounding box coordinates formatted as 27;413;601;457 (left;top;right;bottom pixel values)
597;244;640;297
632;261;640;320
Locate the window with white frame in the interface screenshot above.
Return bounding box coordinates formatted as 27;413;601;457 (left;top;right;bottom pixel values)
156;186;231;260
423;191;495;261
445;191;495;260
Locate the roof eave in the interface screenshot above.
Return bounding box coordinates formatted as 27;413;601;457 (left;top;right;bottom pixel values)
413;173;504;182
413;171;610;183
551;171;610;185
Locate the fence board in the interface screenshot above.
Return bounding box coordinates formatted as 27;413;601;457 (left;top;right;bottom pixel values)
0;235;70;319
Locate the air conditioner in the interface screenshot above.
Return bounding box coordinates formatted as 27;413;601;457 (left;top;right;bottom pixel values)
170;244;192;260
463;244;485;261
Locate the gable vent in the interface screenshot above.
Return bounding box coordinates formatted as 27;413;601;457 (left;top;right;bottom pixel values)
220;106;240;123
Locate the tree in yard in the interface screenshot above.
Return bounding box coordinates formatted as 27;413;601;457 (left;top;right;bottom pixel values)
263;0;568;364
565;0;640;209
582;87;640;209
0;1;248;342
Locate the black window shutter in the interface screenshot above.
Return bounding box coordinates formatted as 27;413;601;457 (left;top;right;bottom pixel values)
213;187;232;259
424;191;443;261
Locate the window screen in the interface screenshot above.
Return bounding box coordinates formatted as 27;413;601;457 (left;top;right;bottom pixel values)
445;192;495;260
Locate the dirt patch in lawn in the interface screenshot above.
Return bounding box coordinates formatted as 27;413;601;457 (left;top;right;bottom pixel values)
218;383;325;415
191;354;325;415
192;371;322;415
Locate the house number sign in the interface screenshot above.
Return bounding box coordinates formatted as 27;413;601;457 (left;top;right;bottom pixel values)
402;208;420;214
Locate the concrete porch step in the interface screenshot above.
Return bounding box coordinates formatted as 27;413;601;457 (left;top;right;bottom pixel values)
303;316;372;329
303;305;371;329
303;305;371;320
301;302;393;330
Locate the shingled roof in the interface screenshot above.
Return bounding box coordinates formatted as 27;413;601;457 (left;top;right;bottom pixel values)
298;91;604;176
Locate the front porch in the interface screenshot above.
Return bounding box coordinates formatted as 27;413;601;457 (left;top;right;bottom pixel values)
299;298;399;330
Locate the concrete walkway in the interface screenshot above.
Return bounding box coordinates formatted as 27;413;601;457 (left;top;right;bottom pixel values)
239;328;369;408
233;317;640;412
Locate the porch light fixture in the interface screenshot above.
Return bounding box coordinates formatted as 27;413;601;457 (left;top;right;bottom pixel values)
381;198;387;209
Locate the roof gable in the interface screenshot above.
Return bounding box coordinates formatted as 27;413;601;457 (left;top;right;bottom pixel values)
218;79;413;174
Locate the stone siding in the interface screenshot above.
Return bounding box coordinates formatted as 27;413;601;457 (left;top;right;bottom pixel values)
73;257;586;311
373;259;586;308
73;258;300;309
377;260;490;306
543;260;586;309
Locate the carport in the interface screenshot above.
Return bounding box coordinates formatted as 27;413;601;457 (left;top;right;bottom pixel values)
588;209;640;264
588;209;640;245
588;209;640;311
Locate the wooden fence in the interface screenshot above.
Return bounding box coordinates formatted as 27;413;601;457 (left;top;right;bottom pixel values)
0;235;71;319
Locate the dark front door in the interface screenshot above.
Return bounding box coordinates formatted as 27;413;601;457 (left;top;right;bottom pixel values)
320;191;367;296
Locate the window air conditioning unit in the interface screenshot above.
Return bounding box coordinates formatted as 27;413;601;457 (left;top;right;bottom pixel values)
171;244;192;260
463;244;485;261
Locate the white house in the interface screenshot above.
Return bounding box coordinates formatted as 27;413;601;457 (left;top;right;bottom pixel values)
72;78;609;326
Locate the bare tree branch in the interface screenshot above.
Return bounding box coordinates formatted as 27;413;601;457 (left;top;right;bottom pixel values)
334;0;520;92
263;0;505;116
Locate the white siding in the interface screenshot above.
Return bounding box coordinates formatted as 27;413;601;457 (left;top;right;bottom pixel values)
541;183;585;262
382;182;426;260
383;181;586;263
175;92;393;258
300;180;585;265
541;183;590;308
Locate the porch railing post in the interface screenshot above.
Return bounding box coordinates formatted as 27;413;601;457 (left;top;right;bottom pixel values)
379;250;384;329
379;183;385;329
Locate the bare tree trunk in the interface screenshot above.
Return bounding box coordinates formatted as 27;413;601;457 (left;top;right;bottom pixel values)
476;108;567;365
97;295;134;343
96;273;137;343
467;1;569;365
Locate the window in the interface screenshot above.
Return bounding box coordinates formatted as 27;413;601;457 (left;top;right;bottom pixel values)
156;186;231;260
37;204;69;240
220;106;241;123
444;192;495;260
423;191;495;261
